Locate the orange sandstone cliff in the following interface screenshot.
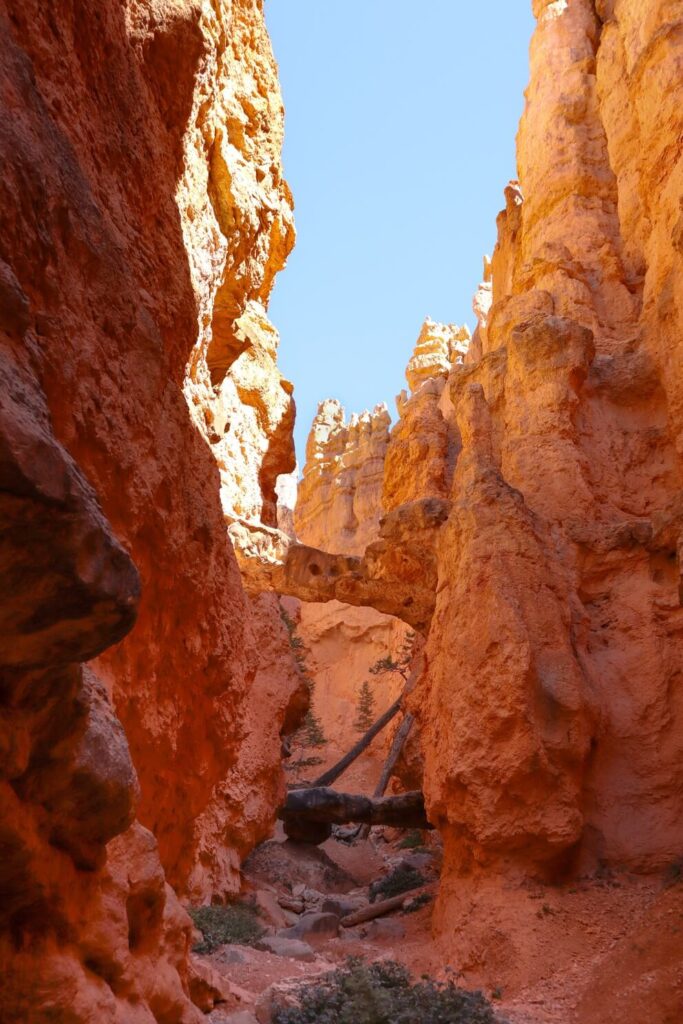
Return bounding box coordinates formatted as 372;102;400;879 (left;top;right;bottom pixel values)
425;0;683;883
2;1;683;1022
413;1;683;1014
0;0;303;1019
244;1;683;1013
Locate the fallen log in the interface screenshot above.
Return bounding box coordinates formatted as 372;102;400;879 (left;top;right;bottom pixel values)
374;712;415;799
357;711;416;841
340;885;435;928
279;787;432;830
311;697;403;788
310;655;424;790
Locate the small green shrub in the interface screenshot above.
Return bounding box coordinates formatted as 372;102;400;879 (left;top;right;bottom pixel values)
397;830;425;851
369;864;425;904
272;958;502;1024
368;631;417;682
188;902;265;954
401;891;432;915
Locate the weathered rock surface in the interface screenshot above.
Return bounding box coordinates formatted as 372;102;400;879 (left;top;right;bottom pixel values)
243;839;356;894
411;1;683;1016
296;399;391;554
185;593;308;902
232;325;464;632
0;0;301;1018
291;400;412;788
422;0;683;878
221;1013;260;1024
291;600;408;788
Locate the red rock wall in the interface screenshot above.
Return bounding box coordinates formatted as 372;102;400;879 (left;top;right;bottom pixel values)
414;0;683;1011
423;0;683;883
0;0;302;1018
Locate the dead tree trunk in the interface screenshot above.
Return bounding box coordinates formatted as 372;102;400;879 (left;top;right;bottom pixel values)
310;655;424;790
279;787;432;830
340;885;435;927
311;696;402;788
357;711;415;840
375;712;414;798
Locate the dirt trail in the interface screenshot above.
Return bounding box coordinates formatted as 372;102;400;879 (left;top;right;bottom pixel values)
192;826;682;1024
196;828;442;1022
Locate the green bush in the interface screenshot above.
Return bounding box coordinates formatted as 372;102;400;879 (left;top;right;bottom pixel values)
354;680;377;732
401;892;432;915
272;959;502;1024
188;902;265;954
397;830;425;851
369;864;425;903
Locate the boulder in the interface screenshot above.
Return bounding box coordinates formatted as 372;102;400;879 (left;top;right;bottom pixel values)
215;945;249;966
187;957;235;1013
322;896;367;917
278;911;339;947
255;890;288;929
255;936;316;961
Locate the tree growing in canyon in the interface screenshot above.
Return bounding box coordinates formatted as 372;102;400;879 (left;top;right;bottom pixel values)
280;603;328;774
354;680;376;732
369;630;417;683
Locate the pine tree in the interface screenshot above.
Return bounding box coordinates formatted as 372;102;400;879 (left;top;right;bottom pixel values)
369;630;417;682
354;680;376;733
302;706;327;749
279;600;328;776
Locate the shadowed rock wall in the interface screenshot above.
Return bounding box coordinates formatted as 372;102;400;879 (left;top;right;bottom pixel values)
0;0;303;1018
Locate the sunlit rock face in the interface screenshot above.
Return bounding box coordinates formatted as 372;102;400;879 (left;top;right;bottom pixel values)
386;317;468;514
294;401;409;790
0;0;301;1018
415;0;683;1012
291;318;473;790
296;398;391;554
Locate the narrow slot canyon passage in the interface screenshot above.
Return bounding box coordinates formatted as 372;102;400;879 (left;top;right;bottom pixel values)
1;2;683;1024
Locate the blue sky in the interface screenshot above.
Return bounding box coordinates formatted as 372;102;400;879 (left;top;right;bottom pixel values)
265;2;536;463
